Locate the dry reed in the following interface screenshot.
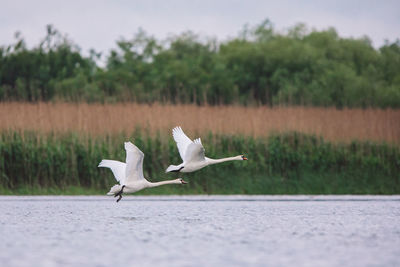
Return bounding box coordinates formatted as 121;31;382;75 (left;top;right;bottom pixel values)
0;102;399;144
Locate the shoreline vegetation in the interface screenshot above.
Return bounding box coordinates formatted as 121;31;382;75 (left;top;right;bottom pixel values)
1;102;399;144
1;18;399;195
1;130;399;195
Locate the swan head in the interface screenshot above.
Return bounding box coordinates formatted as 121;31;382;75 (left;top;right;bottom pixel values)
177;178;188;184
241;155;248;160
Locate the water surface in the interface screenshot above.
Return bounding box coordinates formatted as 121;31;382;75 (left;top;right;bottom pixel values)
1;195;399;267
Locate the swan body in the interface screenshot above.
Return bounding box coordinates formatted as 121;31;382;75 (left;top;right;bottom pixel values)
166;126;247;173
99;141;187;202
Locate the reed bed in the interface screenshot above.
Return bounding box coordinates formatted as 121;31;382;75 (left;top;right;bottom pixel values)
1;131;399;194
0;102;399;144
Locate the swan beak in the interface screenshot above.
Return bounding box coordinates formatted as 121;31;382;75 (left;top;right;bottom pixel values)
181;180;188;184
242;156;248;160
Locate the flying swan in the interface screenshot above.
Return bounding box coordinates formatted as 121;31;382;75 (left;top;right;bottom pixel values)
166;126;248;173
99;141;187;202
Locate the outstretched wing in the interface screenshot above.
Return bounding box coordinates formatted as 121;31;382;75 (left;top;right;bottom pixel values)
172;126;193;161
193;138;202;146
124;141;145;184
98;160;126;184
184;142;206;163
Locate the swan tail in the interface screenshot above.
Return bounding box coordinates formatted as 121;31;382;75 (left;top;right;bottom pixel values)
166;164;183;173
98;159;115;168
107;184;122;195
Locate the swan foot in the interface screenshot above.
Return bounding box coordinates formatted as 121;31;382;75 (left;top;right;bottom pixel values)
114;185;125;203
170;166;184;172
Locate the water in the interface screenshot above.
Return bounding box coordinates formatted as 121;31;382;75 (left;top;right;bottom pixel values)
0;196;399;267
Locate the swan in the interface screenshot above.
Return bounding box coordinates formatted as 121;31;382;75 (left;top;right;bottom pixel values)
166;126;248;173
98;141;187;202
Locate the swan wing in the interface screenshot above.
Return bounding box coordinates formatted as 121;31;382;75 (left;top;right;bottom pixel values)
184;143;206;163
124;141;145;184
172;126;193;161
193;138;202;145
98;160;126;184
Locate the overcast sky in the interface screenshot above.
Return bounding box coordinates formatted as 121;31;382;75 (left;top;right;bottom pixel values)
1;0;399;57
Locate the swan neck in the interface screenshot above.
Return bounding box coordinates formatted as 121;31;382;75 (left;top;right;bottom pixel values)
207;156;241;165
147;180;178;188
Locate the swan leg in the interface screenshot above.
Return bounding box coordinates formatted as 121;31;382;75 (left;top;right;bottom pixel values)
114;185;125;202
114;190;122;198
170;166;184;172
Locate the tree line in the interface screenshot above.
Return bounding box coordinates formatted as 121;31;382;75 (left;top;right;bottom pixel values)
1;20;399;107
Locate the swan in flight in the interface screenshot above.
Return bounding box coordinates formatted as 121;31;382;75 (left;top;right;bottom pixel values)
166;126;248;173
99;141;187;202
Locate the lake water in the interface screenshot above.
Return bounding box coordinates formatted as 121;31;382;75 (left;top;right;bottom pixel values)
0;195;399;267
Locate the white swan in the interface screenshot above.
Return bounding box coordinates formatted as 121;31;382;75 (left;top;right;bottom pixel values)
166;126;248;173
99;141;187;202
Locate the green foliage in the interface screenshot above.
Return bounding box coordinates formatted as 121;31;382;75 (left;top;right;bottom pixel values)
0;131;399;195
1;21;400;107
0;26;96;101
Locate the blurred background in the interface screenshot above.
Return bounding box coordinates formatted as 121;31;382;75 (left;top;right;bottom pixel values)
0;0;399;195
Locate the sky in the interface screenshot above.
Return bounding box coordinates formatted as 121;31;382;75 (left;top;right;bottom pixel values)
1;0;399;58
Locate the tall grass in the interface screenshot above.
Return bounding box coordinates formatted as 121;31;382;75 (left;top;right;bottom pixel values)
1;130;399;195
0;102;399;144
